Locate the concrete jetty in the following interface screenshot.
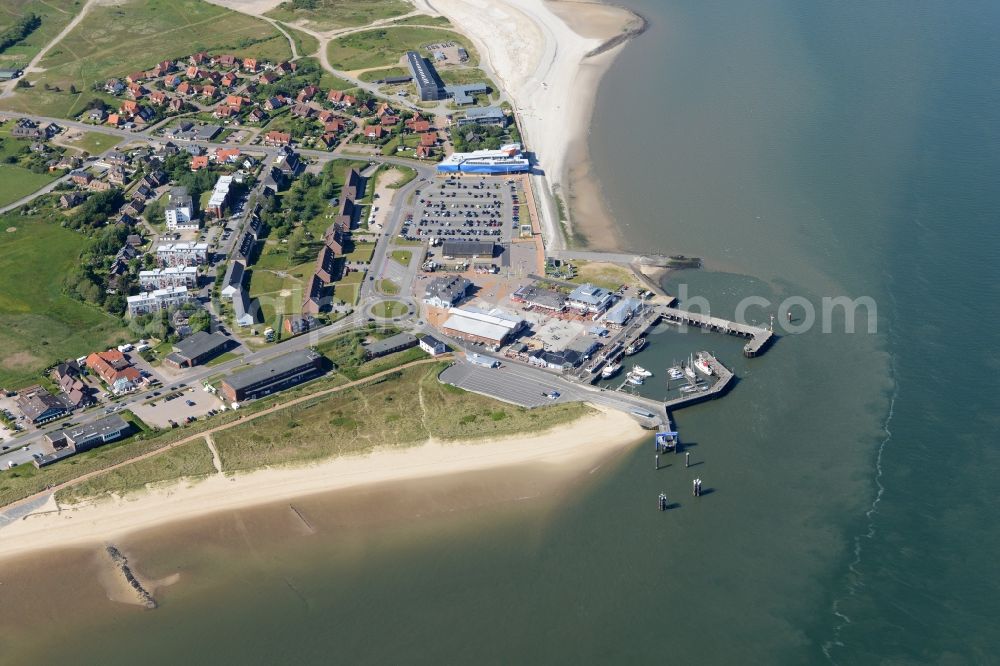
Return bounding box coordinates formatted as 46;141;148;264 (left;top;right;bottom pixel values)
656;306;774;357
662;352;734;411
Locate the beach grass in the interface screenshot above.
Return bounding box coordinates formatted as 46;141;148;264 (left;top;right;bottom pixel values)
327;27;477;71
212;363;591;472
0;214;127;389
265;0;411;31
568;260;643;291
56;439;216;504
0;0;290;119
389;15;453;28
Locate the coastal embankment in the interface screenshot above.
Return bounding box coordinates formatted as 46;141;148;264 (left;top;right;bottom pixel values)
0;406;644;563
430;0;643;251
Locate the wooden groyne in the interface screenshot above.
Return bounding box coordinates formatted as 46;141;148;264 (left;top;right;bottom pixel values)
657;306;774;357
105;545;157;609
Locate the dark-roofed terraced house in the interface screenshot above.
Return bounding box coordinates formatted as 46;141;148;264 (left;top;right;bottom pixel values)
163;331;234;368
36;414;131;467
220;349;324;402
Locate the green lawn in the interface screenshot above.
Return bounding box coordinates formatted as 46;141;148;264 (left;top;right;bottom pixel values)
344;241;376;263
265;0;411;31
248;262;316;327
58;130;120;156
0;164;56;208
389;249;411;266
378;278;399;295
0;214;127;389
371;300;408;318
327;27;477;71
212;362;590;472
0;0;291;119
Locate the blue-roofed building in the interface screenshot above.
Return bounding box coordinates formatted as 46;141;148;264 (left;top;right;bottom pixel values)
602;297;643;327
567;283;614;314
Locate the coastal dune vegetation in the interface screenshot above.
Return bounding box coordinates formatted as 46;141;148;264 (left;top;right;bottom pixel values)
265;0;412;31
52;363;591;502
327;27;478;71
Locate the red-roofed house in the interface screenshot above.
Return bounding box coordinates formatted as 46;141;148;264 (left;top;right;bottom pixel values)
119;100;139;117
191;155;210;171
225;95;245;109
365;125;387;140
221;72;237;87
416;145;434;159
215;147;241;163
243;58;258;72
150;91;168;105
264;131;291;147
107;113;121;126
217;54;237;68
202;85;218;99
420;132;438;147
214;104;236;119
297;85;319;102
259;71;278;85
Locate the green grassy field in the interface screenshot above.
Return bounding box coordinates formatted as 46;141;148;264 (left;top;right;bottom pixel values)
327;27;476;71
0;214;127;389
358;66;408;83
0;164;55;208
265;0;411;31
0;0;291;119
378;278;399;295
283;24;320;57
0;0;82;69
248;260;315;326
56;438;216;503
57;130;120;156
212;363;591;472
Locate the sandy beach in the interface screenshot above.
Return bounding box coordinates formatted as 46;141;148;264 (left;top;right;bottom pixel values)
0;406;645;562
426;0;641;250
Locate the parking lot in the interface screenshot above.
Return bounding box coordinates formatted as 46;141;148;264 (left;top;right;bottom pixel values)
403;176;524;245
131;385;227;428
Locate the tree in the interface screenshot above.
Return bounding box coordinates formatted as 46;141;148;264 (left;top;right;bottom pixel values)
286;225;306;260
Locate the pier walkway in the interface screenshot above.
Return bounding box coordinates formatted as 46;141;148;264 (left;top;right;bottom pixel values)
662;353;735;411
656;306;774;357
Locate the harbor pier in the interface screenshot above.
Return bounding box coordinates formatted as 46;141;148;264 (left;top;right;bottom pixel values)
656;306;774;357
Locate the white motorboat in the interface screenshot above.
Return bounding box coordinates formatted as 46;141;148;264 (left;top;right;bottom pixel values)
601;362;622;379
625;338;646;355
694;354;713;376
631;365;652;378
627;374;645;386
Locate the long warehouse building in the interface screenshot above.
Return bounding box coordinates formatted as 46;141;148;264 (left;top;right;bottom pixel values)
220;349;324;402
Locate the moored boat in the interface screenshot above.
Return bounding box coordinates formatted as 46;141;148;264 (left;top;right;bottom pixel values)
625;338;646;355
601;362;622;379
694;353;713;376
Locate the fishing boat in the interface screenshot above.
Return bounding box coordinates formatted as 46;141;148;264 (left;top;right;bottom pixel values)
694;353;713;376
601;362;622;379
631;365;652;378
625;338;646;355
